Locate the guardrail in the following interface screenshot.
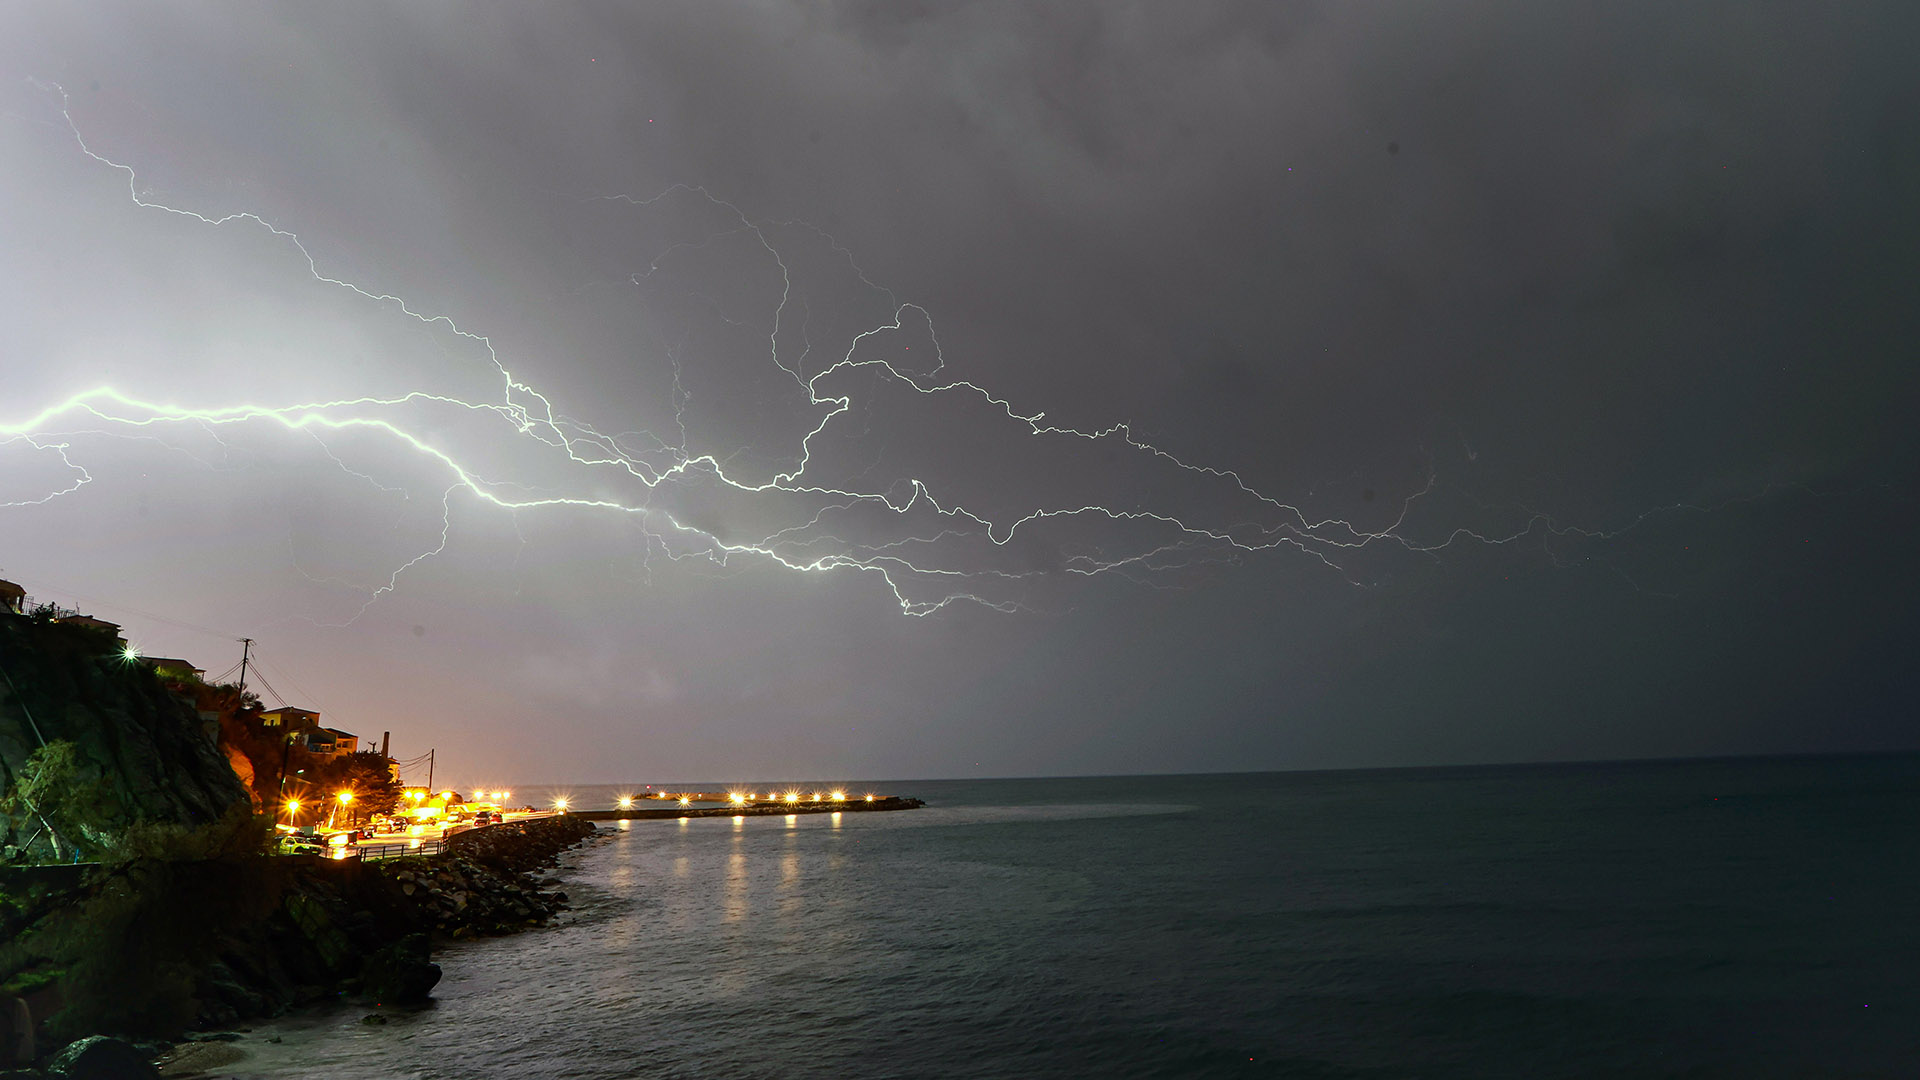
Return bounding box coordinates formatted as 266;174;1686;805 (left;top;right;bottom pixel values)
353;838;446;861
289;837;446;861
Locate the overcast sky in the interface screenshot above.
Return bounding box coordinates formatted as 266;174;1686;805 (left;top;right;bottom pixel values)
2;2;1915;786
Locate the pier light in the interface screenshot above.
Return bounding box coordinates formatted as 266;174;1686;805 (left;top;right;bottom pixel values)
553;797;570;811
785;791;800;803
864;794;875;802
618;796;634;809
679;796;691;806
831;790;846;801
729;792;746;805
807;791;819;802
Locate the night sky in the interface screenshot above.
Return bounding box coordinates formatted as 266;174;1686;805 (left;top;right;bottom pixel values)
3;3;1915;785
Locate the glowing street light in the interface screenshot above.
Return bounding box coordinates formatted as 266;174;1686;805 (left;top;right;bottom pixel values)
120;645;140;662
785;791;800;803
618;796;635;809
553;797;570;812
678;796;691;806
831;790;846;801
865;794;875;802
729;792;746;805
336;790;354;805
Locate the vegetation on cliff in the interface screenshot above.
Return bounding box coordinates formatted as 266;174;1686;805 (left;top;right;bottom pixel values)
0;616;249;862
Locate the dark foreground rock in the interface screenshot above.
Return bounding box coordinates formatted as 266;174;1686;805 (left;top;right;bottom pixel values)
46;1036;159;1080
2;815;601;1074
356;934;439;1004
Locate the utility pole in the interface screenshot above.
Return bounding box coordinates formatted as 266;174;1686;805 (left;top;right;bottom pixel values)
426;748;435;792
236;638;253;695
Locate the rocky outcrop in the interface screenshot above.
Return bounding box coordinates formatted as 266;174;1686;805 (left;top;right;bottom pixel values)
357;933;440;1004
0;618;248;856
45;1035;159;1079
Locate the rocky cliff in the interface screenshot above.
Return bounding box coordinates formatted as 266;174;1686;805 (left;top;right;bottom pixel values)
0;616;249;859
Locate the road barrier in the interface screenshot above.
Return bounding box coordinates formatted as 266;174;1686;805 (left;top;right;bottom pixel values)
331;838;446;861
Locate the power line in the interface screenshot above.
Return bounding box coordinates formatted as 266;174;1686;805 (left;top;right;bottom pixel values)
248;665;288;708
251;651;328;715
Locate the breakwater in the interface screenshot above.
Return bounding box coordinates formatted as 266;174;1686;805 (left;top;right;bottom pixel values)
575;795;924;821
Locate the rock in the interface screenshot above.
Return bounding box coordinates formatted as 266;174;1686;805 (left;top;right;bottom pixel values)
358;934;440;1004
45;1036;160;1080
359;1014;387;1026
196;961;269;1021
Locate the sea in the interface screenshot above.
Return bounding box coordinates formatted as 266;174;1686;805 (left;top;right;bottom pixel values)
228;754;1917;1079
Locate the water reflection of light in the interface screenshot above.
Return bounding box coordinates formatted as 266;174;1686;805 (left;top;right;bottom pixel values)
724;850;748;923
732;815;744;830
679;817;689;828
786;814;797;827
831;811;842;828
616;819;631;831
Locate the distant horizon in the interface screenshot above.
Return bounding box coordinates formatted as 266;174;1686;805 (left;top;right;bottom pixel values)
494;746;1920;794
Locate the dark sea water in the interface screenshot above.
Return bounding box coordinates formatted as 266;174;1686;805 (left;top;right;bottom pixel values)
237;755;1918;1079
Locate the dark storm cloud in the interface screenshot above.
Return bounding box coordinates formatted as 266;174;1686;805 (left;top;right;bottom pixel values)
2;2;1915;781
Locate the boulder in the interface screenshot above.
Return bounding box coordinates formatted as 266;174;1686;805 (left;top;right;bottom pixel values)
358;934;440;1004
45;1037;158;1080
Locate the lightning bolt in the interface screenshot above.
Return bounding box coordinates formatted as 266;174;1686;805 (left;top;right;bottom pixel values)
2;80;1774;619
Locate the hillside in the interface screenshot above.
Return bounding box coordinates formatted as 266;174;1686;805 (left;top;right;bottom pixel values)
0;615;249;861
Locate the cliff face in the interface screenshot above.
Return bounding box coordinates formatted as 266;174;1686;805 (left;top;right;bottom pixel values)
0;617;249;857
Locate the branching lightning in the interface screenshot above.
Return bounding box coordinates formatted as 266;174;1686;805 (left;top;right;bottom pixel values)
2;81;1756;619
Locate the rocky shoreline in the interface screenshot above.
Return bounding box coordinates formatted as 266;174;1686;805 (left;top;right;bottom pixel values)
0;815;602;1079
